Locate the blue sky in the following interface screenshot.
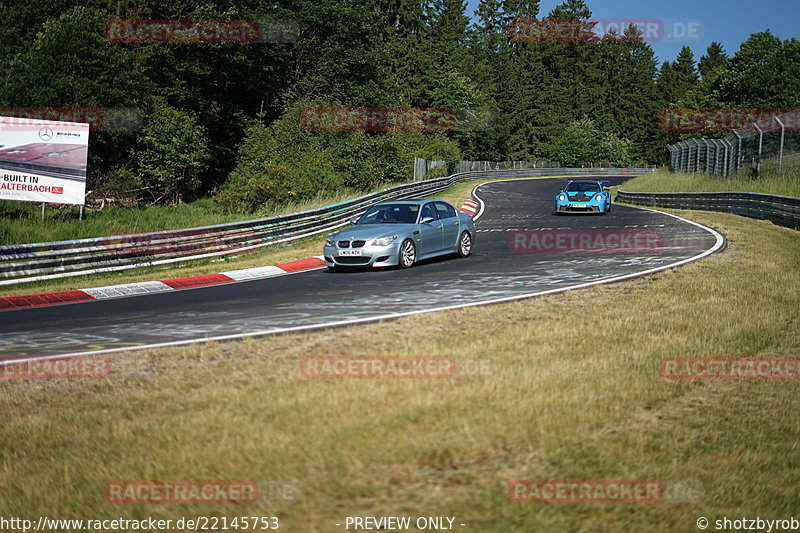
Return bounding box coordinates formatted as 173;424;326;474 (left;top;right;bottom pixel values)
466;0;799;64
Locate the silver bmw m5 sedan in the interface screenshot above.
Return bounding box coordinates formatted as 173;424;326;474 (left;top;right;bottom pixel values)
323;199;476;271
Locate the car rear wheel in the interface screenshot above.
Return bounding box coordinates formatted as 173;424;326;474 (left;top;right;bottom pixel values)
399;239;416;268
457;231;472;257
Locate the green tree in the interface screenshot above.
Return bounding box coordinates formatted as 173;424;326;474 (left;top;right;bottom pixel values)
529;0;605;158
598;24;659;163
698;41;728;81
0;6;141;109
552;117;632;166
134;102;209;203
713;31;800;107
0;5;145;178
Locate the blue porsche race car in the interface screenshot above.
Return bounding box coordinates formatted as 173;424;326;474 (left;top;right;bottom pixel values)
554;180;612;215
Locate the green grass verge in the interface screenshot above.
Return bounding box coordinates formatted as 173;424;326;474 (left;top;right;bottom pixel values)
621;157;800;198
1;210;797;532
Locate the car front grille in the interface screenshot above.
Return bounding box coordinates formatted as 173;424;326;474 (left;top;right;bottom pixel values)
338;240;366;248
335;256;371;265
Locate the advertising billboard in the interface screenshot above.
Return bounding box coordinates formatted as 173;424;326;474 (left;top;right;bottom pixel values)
0;115;89;205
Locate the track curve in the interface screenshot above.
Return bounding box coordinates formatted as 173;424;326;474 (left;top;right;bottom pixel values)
0;177;724;362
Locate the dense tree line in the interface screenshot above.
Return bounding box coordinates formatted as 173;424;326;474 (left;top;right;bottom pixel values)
0;0;797;211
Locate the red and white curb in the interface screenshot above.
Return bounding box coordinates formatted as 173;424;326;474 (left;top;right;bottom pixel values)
0;256;327;311
459;199;479;216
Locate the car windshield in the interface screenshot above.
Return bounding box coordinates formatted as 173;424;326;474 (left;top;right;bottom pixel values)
357;204;420;224
566;182;601;193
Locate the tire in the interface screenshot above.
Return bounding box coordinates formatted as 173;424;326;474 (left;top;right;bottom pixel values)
327;265;342;272
457;231;472;258
399;239;416;268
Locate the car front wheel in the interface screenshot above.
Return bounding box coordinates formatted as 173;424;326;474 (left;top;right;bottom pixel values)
399;239;416;268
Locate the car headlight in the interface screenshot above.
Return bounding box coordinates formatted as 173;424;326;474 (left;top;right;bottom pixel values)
558;194;566;201
372;235;398;246
325;237;335;247
596;194;603;201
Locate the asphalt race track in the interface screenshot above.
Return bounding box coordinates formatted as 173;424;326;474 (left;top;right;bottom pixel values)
0;177;724;361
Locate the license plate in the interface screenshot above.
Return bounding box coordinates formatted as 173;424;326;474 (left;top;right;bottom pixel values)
571;204;588;208
339;249;362;256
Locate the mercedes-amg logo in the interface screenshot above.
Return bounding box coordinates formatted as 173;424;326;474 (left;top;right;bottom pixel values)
38;127;53;141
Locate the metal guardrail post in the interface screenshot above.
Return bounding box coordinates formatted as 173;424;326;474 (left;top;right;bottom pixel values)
733;131;742;172
775;117;785;175
754;123;763;175
693;138;701;173
722;139;731;177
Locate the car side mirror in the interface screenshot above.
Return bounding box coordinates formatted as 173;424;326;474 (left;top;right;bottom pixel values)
350;218;359;225
420;216;435;224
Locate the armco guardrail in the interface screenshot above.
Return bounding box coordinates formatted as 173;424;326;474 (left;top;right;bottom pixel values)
0;167;653;286
617;190;800;229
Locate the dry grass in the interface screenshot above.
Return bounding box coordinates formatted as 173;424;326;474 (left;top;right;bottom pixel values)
1;209;798;532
